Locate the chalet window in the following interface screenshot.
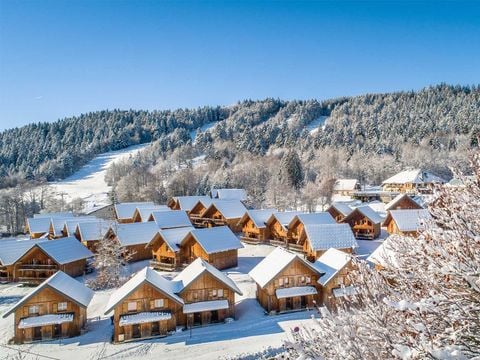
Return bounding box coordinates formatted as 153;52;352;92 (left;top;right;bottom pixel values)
127;302;137;312
154;299;164;308
300;276;306;284
57;302;67;311
212;289;217;297
29;305;39;315
306;276;311;284
218;289;224;298
284;277;289;285
279;278;284;286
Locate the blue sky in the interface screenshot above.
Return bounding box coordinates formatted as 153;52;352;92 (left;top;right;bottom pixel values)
0;0;479;130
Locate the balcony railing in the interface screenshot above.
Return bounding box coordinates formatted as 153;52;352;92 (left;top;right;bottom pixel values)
269;239;287;248
287;243;304;253
150;260;176;271
240;235;262;244
18;264;58;271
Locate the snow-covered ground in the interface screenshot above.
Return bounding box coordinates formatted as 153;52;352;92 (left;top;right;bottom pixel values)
47;143;150;211
190;122;218;144
306;116;328;134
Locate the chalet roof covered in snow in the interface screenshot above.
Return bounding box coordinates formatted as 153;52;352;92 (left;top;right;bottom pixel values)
267;211;304;230
33;212;74;219
64;217;98;236
149;226;195;252
114;222;160;247
314;248;352;286
114;202;155;220
77;220;114;241
135;205;170;222
329;203;353;217
180;226;243;254
183;299;230;314
211;188;247;201
348;205;384;224
249;247;323;288
238;209;276;228
334;179;359;192
367;236;398;268
276;286;317;299
173;257;242;295
105;267;183;314
206;200;247;219
26;217;52;235
3;271;94;317
304;223;358;251
386;209;432;232
150;210;192;229
0;238;41;266
37;237;94;264
173;196;213;211
385;193;423;211
288;212;336;228
382;169;446;185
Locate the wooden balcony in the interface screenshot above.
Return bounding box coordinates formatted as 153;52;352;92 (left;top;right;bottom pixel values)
240;235;262;245
18;264;58;272
269;239;287;248
150;260;177;271
287;243;305;253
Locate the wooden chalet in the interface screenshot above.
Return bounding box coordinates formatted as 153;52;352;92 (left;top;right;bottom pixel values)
105;222;160;262
132;205;170;223
237;208;276;244
341;205;383;240
192;200;247;232
210;188;247;202
167;196;212;213
299;223;358;261
178;226;243;270
385;193;423;212
287;212;336;250
326;203;353;222
249;247;323;314
146;226;194;271
2;271;93;344
148;210;193;229
114;202;155;223
333;179;360;196
264;211;303;247
0;237;93;283
75;220;114;252
382;169;446;194
174;258;243;328
105;267;184;343
383;209;431;237
314;248;355;308
367;236;397;270
188;198;213;224
61;216;97;238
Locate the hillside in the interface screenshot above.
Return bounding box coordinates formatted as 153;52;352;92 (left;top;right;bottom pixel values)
1;84;478;189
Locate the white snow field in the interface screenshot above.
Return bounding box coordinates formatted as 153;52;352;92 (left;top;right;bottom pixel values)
0;244;327;360
306;116;328;134
48;143;150;210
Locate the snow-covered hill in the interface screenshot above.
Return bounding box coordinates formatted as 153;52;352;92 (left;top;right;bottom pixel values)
48;143;150;211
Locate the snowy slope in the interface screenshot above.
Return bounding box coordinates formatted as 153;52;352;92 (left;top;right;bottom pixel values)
190;122;218;143
48;143;150;211
307;116;328;134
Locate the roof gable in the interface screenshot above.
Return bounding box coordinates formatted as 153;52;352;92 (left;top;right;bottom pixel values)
266;211;304;229
314;248;352;286
238;209;276;228
135;205;170;222
0;238;39;266
115;202;155;220
26;217;51;234
204;200;247;219
150;210;192;229
77;220;114;241
388;209;432;232
174;196;212;211
304;223;358;251
288;212;336;229
328;203;353;217
344;205;383;225
385;194;423;211
148;226;194;252
181;226;243;254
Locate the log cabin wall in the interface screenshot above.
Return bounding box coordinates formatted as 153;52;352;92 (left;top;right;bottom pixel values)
180;236;238;270
207;249;238;270
389;197;422;210
60;259;87;278
287;220;304;244
124;243;153;262
241;218;269;242
149;238;180;270
327;208;345;223
267;219;288;243
343;211;380;240
321;263;354;310
113;283;181;343
177;272;236;326
256;258;321;313
15;247;59;283
13;287;86;344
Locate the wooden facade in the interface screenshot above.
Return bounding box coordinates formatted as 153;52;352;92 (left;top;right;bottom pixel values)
239;216;269;244
265;218;289;247
188;201;211;227
112;283;182;343
148;233;181;271
12;287;87;344
195;206;242;233
386;194;423;211
180;234;238;270
342;209;381;240
255;258;322;313
320;265;354;310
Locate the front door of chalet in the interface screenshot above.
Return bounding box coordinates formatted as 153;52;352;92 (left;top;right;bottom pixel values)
33;327;42;341
210;310;219;323
132;324;141;338
193;312;202;326
53;324;61;338
285;297;293;310
301;296;307;308
151;322;159;336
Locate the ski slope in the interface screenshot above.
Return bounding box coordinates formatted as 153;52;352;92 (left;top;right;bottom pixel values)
48;143;150;210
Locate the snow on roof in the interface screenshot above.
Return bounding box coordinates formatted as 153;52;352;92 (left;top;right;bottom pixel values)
0;238;40;266
239;209;277;228
329;203;353;217
174;257;242;295
77;220;114;241
115;202;155;220
385;194;423;211
3;271;94;317
136;205;170;222
275;286;318;299
334;179;358;192
267;211;304;229
174;196;213;211
382;169;446;185
18;313;74;329
183;299;229;314
350;205;384;224
212;189;247;201
150;210;192;229
181;226;243;254
388;209;432;232
114;222;160;247
288;212;336;229
105;267;183;314
26;217;51;234
361;202;387;219
152;226;195;252
119;311;172;326
249;247;323;288
304;223;358;251
64;217;98;236
34;212;74;219
314;248;352;286
37;237;94;264
207;200;247;219
367;237;398;268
